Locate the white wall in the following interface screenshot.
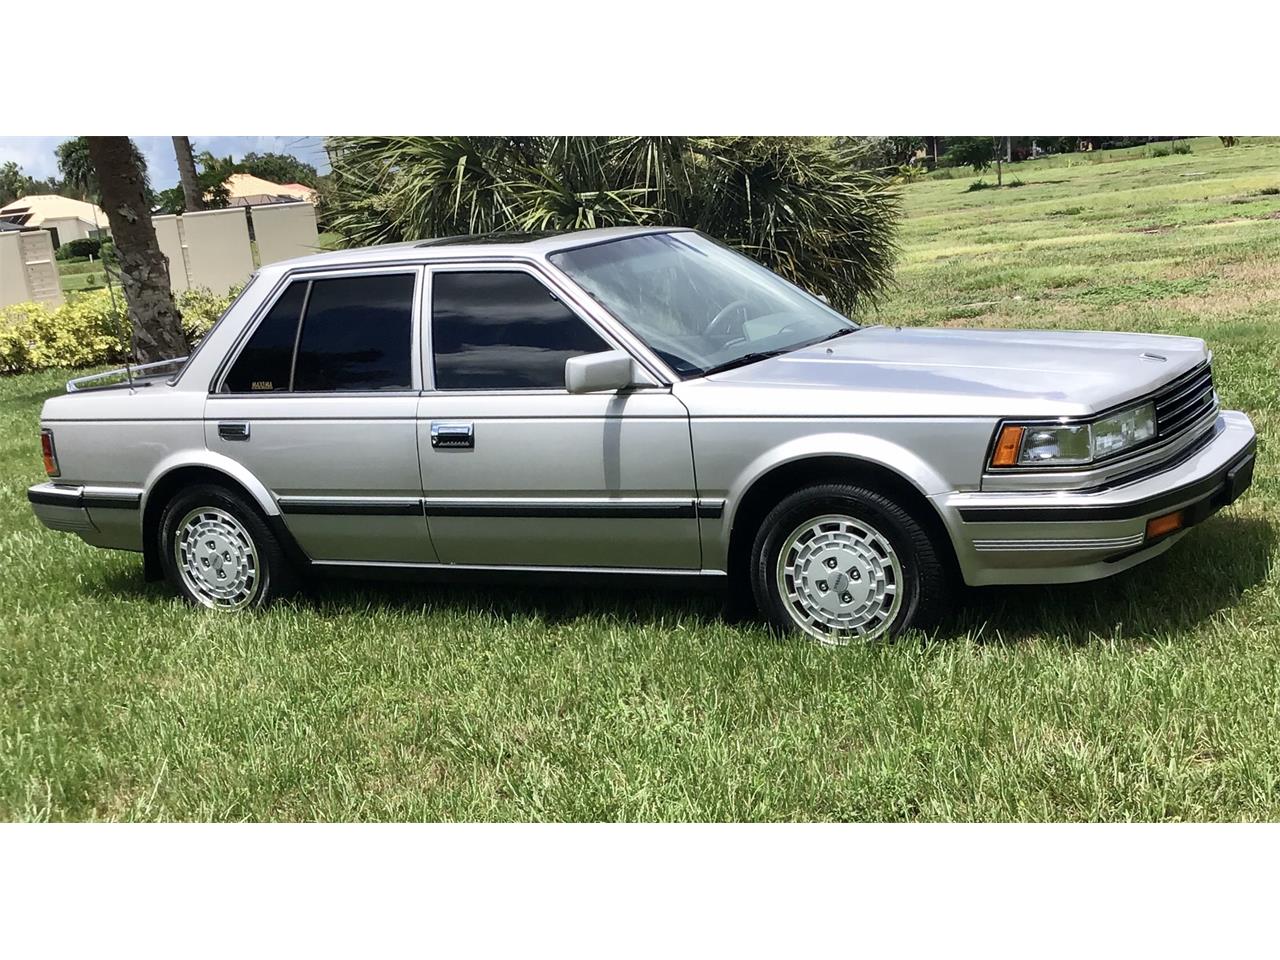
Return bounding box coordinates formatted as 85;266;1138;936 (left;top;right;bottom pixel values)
158;202;320;294
0;230;64;309
152;215;189;293
253;202;320;265
180;207;254;295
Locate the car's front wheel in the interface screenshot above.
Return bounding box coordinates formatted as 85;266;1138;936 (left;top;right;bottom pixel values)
749;483;952;644
158;484;295;610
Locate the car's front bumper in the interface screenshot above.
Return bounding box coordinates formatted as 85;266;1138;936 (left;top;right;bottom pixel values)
935;410;1257;586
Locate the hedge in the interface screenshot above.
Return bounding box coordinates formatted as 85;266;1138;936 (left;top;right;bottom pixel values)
0;287;237;375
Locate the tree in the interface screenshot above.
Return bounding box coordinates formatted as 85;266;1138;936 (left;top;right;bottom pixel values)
172;136;204;212
193;151;233;208
0;161;33;207
237;151;320;188
57;136;149;202
941;137;995;174
85;137;188;363
324;136;901;315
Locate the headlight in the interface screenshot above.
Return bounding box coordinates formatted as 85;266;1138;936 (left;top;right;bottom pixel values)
990;402;1156;468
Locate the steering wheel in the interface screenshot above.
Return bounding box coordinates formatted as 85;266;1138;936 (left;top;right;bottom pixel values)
705;300;752;339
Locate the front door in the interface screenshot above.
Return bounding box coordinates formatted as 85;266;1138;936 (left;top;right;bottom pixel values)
206;268;435;564
417;266;700;569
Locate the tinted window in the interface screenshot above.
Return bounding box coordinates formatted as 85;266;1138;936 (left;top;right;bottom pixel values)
222;281;306;392
432;271;609;390
293;274;415;391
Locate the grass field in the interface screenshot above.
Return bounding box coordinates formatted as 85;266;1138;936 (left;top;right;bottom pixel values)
57;258;106;293
2;138;1278;821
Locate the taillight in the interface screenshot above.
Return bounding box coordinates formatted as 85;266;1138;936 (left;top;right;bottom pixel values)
40;429;59;477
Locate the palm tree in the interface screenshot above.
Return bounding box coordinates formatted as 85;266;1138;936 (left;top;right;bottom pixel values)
324;136;901;316
85;137;188;363
56;136;149;203
172;136;204;212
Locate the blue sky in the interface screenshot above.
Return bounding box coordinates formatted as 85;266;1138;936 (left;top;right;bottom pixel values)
0;136;329;189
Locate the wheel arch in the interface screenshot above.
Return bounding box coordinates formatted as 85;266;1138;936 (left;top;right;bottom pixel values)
723;450;961;592
140;456;300;581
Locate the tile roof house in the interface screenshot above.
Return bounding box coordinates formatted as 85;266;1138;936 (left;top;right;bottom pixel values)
0;194;110;245
218;173;318;207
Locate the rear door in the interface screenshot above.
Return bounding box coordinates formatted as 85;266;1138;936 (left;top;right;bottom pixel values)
205;267;435;564
417;264;701;569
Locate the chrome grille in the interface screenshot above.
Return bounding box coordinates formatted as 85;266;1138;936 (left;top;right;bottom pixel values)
1153;361;1217;440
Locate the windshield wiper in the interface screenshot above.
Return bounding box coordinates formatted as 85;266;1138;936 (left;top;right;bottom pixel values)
814;326;859;344
700;327;861;377
701;350;788;376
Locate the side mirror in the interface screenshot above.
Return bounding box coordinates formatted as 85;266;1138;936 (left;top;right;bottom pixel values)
565;350;636;394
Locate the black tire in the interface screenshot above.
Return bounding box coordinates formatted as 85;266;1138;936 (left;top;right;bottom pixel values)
749;483;953;644
158;483;296;610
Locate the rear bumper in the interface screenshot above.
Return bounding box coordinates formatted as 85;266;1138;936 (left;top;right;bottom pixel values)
936;411;1257;586
28;482;144;551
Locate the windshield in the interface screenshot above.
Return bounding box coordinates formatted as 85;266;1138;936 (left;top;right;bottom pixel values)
549;231;857;377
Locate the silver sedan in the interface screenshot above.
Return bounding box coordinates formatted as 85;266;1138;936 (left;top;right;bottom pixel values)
28;227;1257;643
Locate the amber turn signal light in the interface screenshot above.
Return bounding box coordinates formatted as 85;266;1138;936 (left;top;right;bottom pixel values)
40;429;59;477
1145;510;1184;540
990;425;1025;467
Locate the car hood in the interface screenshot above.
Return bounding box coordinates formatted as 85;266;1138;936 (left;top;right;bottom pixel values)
687;325;1209;418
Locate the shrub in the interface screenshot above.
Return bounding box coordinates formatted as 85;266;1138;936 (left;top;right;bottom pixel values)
56;237;103;260
966;179;994;192
1171;142;1192;155
0;286;237;375
0;302;52;374
1150;146;1171;158
177;285;241;341
942;137;995;173
1260;186;1280;196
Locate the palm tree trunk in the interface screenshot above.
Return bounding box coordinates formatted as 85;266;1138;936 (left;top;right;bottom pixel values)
172;136;204;212
86;137;188;363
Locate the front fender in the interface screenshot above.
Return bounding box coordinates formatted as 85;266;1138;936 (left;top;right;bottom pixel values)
724;431;953;531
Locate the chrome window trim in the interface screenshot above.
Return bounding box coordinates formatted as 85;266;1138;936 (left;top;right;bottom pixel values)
422;260;664;393
210;265;426;396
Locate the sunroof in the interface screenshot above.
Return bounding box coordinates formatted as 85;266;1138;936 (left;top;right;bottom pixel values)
415;231;562;248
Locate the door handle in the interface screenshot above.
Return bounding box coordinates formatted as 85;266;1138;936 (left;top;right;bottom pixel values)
218;421;250;441
431;421;474;449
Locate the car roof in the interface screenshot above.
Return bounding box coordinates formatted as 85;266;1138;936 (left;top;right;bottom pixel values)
268;225;687;274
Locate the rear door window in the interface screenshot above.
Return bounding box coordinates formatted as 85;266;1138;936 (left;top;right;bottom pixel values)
293;274;416;391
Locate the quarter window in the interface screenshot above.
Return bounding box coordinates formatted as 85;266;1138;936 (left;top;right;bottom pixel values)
221;273;416;393
431;271;610;390
221;281;306;393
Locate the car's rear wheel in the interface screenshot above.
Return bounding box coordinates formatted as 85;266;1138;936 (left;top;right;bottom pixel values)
159;484;295;610
749;483;952;644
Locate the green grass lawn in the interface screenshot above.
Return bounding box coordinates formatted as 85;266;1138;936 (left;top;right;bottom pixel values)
57;258;106;293
2;139;1278;821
